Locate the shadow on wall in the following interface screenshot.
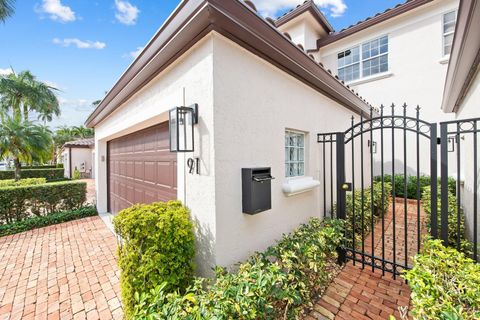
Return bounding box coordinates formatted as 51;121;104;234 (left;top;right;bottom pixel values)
193;217;215;277
373;159;419;177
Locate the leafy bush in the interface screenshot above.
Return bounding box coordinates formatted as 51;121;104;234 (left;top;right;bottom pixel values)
343;181;392;246
20;165;57;169
0;206;97;237
374;174;456;200
404;239;480;320
0;181;86;224
422;187;472;254
0;178;46;188
72;168;81;180
132;218;344;320
0;168;64;181
56;163;64;168
113;201;196;319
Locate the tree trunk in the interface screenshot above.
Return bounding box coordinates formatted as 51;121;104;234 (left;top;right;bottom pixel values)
13;157;21;181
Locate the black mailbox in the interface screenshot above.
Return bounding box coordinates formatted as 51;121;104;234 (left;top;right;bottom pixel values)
242;167;274;214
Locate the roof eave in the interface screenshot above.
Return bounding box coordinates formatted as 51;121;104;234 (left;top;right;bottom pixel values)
275;0;334;33
441;0;480;113
85;0;371;128
317;0;433;48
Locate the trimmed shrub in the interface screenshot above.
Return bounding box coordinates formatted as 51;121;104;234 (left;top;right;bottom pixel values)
404;239;480;319
132;218;344;320
72;168;81;180
422;187;472;254
20;165;57;169
374;174;456;200
0;206;97;237
113;201;196;319
0;178;46;188
0;168;65;181
0;181;87;224
342;181;392;246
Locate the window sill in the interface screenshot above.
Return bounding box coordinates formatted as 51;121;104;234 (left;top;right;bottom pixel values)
282;177;320;197
439;56;450;64
346;72;394;86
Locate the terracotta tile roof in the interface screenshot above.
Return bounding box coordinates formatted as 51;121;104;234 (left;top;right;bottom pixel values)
63;138;94;148
317;0;433;47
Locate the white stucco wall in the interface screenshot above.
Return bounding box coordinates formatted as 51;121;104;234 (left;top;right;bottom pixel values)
211;33;367;267
61;148;93;178
454;71;480;250
318;0;459;176
93;35;216;275
277;13;327;51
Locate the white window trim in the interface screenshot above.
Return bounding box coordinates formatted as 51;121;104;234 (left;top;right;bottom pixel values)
285;129;306;178
442;10;457;57
336;34;389;84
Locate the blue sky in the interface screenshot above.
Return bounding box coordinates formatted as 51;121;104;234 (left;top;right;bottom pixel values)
0;0;404;128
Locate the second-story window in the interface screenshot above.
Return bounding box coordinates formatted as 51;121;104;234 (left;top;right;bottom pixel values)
443;11;457;56
337;35;389;82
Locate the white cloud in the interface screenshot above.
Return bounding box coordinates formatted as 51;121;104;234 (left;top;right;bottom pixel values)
53;38;106;49
129;46;143;59
0;68;13;76
254;0;347;18
114;0;139;25
38;0;76;22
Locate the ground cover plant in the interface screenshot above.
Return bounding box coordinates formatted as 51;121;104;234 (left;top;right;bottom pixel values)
131;218;344;320
0;206;97;237
404;239;480;320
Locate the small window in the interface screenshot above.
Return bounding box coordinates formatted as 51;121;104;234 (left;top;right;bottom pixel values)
285;130;305;177
443;11;457;56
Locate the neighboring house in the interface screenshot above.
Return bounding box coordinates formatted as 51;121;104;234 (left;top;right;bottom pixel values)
85;0;372;275
277;0;459;174
440;0;480;251
61;138;95;179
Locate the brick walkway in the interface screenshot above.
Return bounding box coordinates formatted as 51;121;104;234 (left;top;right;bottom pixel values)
0;217;122;320
307;198;427;319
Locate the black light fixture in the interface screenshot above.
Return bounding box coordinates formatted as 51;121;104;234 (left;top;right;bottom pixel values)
169;103;198;152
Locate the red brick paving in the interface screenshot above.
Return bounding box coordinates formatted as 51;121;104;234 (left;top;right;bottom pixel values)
0;216;122;320
307;198;427;319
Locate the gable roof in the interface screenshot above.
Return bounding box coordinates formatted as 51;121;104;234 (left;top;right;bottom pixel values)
317;0;433;48
85;0;373;128
441;0;480;113
275;0;334;33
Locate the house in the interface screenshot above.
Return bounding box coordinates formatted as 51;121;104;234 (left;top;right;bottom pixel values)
276;0;460;174
61;138;95;179
85;0;375;274
85;0;478;274
440;0;480;255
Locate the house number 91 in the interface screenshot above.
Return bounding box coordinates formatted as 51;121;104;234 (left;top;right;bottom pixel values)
187;158;200;175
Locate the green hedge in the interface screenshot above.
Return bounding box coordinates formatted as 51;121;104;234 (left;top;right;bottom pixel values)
20;165;57;169
0;178;46;188
374;174;456;200
0;181;86;224
113;201;196;319
422;187;472;254
132;218;344;320
342;181;392;247
0;168;65;181
0;206;97;237
404;239;480;319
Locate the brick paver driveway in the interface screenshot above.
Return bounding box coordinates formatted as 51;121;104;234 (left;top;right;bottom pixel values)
0;217;122;320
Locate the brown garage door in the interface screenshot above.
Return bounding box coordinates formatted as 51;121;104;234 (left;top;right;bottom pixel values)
107;122;177;215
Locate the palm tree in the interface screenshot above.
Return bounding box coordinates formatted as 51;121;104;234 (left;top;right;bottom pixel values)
0;117;52;180
0;0;15;23
71;126;94;138
0;70;60;122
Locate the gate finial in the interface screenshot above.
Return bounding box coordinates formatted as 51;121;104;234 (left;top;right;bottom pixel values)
380;104;385;116
403;103;407;116
391;103;395;116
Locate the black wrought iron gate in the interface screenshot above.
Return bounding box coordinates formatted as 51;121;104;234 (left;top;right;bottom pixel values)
318;105;479;278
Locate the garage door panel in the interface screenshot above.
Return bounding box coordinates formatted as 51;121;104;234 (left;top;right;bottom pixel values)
108;122;177;215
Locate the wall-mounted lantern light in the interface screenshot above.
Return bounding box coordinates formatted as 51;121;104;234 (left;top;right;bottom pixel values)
169;103;198;152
